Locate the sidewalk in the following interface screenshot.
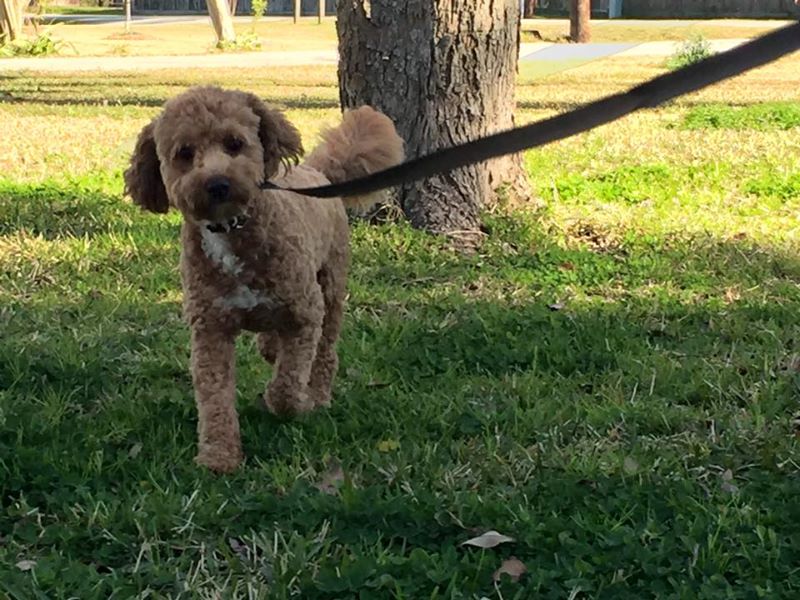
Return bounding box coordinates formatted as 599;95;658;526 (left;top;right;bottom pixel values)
0;39;750;73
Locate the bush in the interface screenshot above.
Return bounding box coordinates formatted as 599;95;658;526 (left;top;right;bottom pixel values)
215;31;262;52
0;32;64;57
666;34;713;70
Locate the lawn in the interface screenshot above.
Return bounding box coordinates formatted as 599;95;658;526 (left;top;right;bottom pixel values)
2;16;794;58
520;18;792;43
10;17;338;57
1;54;800;598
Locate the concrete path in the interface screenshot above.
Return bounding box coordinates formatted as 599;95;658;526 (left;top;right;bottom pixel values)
0;39;752;73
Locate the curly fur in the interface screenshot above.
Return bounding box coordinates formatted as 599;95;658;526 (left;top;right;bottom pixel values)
124;86;404;473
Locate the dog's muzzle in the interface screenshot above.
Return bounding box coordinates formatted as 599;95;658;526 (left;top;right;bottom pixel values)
205;214;249;233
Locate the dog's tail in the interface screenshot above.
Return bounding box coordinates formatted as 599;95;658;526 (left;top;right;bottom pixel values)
303;106;404;211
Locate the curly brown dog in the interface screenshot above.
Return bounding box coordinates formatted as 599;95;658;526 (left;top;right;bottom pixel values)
124;86;403;472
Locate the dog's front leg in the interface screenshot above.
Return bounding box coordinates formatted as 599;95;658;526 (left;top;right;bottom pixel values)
264;290;324;417
191;325;242;473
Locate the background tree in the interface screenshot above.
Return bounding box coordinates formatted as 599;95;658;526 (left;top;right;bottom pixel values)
0;0;25;42
524;0;536;18
570;0;591;42
207;0;236;44
337;0;529;242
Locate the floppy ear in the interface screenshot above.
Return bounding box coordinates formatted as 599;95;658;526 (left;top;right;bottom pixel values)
244;93;304;179
124;120;169;214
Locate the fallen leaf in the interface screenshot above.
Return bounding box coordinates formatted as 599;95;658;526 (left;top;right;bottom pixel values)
228;537;249;560
723;287;741;303
128;442;143;459
462;530;515;549
315;458;345;495
721;469;739;494
559;261;575;271
16;560;36;571
493;557;527;582
623;456;639;474
377;439;400;453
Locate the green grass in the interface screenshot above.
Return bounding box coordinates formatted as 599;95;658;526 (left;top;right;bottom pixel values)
682;102;800;131
43;6;123;15
2;59;800;597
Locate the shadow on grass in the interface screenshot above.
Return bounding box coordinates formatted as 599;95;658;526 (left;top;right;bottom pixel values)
2;282;800;595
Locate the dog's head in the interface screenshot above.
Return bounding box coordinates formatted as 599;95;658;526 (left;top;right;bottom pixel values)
124;86;303;231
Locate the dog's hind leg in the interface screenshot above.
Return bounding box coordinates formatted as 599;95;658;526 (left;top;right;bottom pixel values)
256;331;280;364
307;265;346;409
191;325;243;473
263;287;325;418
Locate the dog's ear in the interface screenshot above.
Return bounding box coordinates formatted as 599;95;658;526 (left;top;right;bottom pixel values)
244;93;304;179
124;119;169;214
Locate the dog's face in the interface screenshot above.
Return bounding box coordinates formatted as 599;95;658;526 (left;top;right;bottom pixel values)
124;86;303;232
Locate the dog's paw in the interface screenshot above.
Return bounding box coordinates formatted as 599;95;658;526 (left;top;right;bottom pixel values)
263;389;314;419
195;444;243;473
307;388;332;410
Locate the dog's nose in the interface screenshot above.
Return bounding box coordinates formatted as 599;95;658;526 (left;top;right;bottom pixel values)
205;176;231;203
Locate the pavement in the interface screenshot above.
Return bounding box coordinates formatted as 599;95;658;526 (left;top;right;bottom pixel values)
0;39;752;72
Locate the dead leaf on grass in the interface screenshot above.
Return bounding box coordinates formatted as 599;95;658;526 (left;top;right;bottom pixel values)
721;469;739;495
462;530;515;549
493;557;528;582
315;458;345;495
16;560;36;571
228;537;250;561
128;442;143;459
623;456;639;474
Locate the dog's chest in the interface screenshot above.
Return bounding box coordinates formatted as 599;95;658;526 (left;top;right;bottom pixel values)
199;228;278;313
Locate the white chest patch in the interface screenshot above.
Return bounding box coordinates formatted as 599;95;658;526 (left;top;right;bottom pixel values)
218;285;278;312
200;226;243;277
199;225;277;312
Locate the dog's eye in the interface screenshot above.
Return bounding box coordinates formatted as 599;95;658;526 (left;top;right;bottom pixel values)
224;136;244;155
176;145;194;162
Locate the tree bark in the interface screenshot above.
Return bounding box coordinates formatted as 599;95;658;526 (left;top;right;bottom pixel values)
337;0;528;239
524;0;536;18
569;0;591;43
0;0;24;42
207;0;236;43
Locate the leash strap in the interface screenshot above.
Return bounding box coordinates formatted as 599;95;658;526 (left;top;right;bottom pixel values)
259;21;800;199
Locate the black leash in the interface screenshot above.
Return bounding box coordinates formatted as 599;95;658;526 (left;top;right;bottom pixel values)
260;21;800;199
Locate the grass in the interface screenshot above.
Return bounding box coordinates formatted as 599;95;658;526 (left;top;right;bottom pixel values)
43;6;124;15
6;18;338;57
0;16;791;58
1;55;800;597
520;18;791;43
682;102;800;131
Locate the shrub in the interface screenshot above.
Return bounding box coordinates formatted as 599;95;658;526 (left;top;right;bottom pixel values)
0;32;64;57
666;34;713;70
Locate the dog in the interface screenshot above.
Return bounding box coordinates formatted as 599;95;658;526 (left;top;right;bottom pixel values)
124;86;403;472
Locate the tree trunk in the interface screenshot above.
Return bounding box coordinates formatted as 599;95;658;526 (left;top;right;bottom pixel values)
124;0;132;33
207;0;236;43
569;0;591;43
0;0;24;42
524;0;536;18
337;0;528;239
